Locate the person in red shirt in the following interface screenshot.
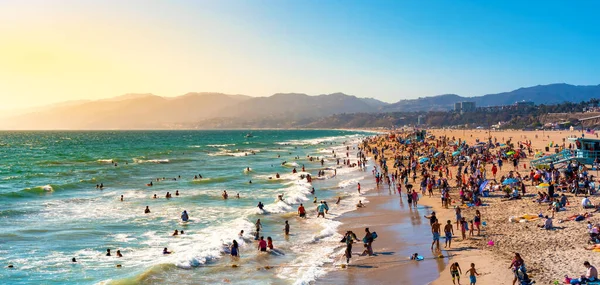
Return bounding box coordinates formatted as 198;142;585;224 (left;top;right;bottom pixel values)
298;204;306;218
491;164;498;178
257;236;267;252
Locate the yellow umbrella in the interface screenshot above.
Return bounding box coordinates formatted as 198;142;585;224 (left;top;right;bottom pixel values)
536;183;550;188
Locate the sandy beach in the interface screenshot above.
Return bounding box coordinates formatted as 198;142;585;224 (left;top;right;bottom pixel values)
320;129;600;285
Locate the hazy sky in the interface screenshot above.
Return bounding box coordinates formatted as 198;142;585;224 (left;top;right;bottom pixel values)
1;0;599;109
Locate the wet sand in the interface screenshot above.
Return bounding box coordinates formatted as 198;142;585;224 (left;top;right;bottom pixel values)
320;187;447;285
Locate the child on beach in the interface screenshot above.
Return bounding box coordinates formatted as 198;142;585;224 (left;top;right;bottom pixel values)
469;220;474;237
465;263;480;285
460;217;468;240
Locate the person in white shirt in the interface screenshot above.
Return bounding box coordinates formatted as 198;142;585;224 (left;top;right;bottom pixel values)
581;196;594;209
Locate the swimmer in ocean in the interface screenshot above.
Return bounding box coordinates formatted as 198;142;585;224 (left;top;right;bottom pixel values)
145;206;151;213
72;258;77;262
175;190;179;196
153;194;157;199
163;248;172;254
257;202;264;210
106;249;111;256
239;230;244;237
173;230;179;236
236;193;240;198
222;190;228;199
181;210;189;222
120;195;123;201
116;250;123;257
336;196;341;204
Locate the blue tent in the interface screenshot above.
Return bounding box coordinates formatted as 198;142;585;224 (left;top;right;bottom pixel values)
502;178;519;185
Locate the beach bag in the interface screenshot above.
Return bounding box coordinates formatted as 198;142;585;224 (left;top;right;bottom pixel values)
372;232;378;239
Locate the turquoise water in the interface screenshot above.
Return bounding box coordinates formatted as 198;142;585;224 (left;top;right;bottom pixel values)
0;130;372;285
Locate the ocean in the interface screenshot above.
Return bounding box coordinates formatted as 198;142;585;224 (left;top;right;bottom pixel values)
0;130;374;285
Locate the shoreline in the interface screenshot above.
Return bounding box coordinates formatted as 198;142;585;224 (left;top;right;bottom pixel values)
337;128;600;285
319;179;447;285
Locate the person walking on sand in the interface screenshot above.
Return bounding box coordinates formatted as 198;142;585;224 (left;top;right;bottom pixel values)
343;231;359;264
460;217;468;240
431;219;441;252
362;227;374;256
444;220;454;248
508;252;524;285
455;206;462;230
466;263;480;285
474;210;482;236
450;262;462;285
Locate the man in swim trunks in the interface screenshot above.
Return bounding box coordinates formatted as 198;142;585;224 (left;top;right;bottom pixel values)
450;262;462;285
444;220;454;248
431;219;441;252
284;221;290;235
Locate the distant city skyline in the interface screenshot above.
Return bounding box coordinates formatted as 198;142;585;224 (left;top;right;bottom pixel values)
1;0;599;110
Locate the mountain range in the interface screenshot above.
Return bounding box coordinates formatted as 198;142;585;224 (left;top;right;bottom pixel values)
1;83;599;129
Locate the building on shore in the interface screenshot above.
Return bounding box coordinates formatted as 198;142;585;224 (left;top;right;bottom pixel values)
454;101;476;114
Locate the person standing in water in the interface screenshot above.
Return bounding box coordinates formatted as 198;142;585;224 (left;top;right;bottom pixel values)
181;210;189;222
144;206;151;214
257;236;267;252
230;240;239;258
298;204;306;218
284;221;290;235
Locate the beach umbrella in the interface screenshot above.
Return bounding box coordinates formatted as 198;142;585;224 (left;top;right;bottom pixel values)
479;180;489;194
419;157;429;163
452;151;460;156
502;178;519;185
434;152;441;158
506;151;515;155
536;183;550;188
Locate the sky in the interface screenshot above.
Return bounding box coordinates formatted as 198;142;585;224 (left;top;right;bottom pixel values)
1;0;599;110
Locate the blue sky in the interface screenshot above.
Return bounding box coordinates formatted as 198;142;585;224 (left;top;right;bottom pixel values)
1;0;599;108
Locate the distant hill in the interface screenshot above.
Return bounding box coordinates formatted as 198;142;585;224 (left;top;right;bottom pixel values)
1;93;251;129
383;84;600;112
220;92;378;120
2;83;600;129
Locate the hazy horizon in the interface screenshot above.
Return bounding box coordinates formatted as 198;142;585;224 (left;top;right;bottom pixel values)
1;0;599;110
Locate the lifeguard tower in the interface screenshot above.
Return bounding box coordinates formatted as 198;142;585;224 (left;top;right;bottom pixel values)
531;115;600;168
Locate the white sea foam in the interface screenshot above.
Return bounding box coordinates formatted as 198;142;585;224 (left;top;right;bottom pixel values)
133;158;169;164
